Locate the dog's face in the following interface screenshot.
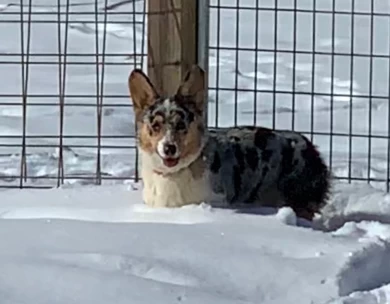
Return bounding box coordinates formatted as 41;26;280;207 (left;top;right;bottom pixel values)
128;65;206;172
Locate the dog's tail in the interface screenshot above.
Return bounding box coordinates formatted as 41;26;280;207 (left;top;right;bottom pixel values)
277;133;331;220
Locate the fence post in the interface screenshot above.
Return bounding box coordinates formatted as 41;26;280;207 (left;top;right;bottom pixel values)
147;0;209;107
197;0;209;126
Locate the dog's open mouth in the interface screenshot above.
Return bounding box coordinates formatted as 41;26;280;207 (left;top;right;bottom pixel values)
162;157;179;168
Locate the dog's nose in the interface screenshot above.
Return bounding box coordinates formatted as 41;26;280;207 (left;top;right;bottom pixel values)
163;144;177;156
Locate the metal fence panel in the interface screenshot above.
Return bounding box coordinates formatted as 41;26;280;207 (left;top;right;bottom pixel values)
208;0;390;191
0;0;146;188
1;0;389;191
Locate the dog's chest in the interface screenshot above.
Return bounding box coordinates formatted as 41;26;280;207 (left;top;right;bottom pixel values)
141;165;211;208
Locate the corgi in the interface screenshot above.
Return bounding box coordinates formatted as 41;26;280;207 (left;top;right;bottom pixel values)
128;65;330;220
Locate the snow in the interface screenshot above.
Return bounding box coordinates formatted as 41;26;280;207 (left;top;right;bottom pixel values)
1;183;390;303
2;0;390;303
1;0;390;189
275;206;297;226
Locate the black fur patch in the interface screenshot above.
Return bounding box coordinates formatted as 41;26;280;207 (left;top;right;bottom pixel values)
246;166;269;203
300;138;330;204
245;147;259;171
232;165;242;201
254;127;274;150
210;151;221;174
262;166;269;178
233;144;246;173
173;95;201;117
277;135;330;219
261;150;273;163
229;144;246;202
280;141;294;175
246;181;261;203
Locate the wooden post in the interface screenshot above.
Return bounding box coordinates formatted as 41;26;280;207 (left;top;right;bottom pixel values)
147;0;197;97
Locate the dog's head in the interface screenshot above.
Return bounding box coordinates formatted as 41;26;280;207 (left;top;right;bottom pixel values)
128;65;206;173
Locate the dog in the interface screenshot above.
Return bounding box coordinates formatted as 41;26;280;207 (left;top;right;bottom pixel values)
128;65;330;220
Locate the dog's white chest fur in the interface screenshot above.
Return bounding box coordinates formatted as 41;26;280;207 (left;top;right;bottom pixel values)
141;168;208;208
140;152;211;208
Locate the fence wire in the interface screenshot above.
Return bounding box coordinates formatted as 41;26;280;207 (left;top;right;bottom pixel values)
0;0;146;188
208;0;390;191
1;0;390;191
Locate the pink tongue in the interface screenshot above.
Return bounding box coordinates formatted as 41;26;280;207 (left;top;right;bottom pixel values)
163;158;179;167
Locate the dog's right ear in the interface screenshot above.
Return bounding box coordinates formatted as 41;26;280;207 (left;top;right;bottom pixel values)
176;65;205;114
128;69;159;120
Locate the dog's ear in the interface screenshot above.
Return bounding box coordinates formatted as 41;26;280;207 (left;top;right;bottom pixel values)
128;69;159;120
176;65;205;113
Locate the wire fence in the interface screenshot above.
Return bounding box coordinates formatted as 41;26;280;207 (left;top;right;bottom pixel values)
208;0;390;191
0;0;146;189
1;0;390;190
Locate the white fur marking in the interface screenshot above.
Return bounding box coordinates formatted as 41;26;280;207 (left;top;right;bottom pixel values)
163;98;171;110
156;130;179;159
291;140;296;148
140;150;211;207
157;136;167;158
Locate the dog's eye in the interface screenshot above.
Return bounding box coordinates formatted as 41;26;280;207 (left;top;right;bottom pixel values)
151;121;161;132
176;121;186;131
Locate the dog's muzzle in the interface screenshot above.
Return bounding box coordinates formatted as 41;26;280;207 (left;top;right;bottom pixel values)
158;142;180;168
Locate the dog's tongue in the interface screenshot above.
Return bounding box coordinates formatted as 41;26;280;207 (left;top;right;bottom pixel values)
163;158;179;168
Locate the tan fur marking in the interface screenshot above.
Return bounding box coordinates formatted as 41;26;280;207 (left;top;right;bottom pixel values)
178;119;204;160
128;69;159;122
138;123;164;154
189;155;206;180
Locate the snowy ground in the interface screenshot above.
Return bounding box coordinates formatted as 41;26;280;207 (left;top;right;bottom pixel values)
1;182;390;304
2;0;390;303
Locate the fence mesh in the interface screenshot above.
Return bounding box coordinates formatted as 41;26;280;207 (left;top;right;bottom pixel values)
208;0;390;191
1;0;390;190
0;0;146;188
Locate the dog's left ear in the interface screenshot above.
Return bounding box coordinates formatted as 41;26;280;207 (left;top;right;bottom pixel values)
176;65;205;113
